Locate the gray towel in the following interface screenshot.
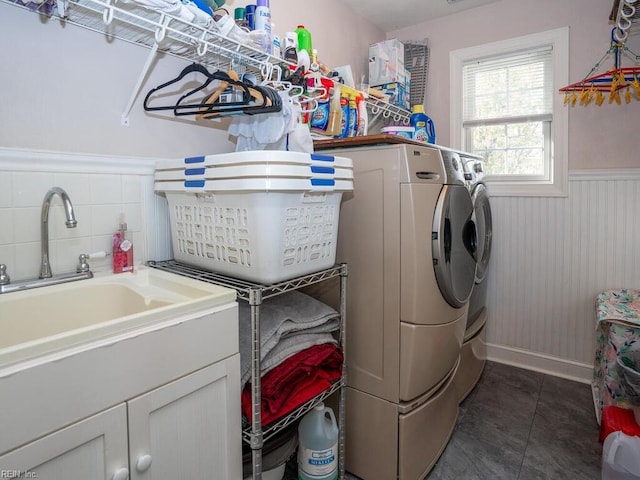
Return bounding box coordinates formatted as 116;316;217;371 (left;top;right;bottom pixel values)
239;290;340;387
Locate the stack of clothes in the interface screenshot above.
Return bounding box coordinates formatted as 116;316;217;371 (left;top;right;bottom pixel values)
239;290;343;426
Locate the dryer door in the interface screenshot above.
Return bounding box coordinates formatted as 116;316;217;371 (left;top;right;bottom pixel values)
472;182;492;283
432;184;477;308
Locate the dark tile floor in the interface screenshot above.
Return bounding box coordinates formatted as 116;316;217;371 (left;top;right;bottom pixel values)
425;361;603;480
289;361;603;480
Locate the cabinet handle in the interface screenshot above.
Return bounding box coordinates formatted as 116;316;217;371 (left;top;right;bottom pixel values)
112;468;129;480
136;454;153;472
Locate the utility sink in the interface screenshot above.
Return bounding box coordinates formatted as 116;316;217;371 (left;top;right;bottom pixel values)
0;267;237;369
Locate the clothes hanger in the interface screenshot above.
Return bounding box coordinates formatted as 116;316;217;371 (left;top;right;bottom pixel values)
143;63;219;112
195;71;283;119
173;70;254;116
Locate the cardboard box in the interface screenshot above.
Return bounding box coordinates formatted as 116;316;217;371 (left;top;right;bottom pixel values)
373;82;411;111
369;39;405;85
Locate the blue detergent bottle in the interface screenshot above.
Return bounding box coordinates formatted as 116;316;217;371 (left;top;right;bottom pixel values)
410;104;436;144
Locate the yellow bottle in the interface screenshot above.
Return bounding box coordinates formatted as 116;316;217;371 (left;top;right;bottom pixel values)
327;87;343;137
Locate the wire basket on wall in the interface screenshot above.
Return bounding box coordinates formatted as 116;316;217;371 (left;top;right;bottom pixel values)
403;39;430;108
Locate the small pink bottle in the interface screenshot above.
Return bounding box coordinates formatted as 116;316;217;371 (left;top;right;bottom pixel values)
113;222;134;274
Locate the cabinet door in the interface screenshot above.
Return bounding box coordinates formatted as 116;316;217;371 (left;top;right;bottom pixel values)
0;404;129;480
127;355;242;480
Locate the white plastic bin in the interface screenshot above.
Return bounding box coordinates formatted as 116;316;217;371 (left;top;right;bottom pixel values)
155;151;353;170
155;179;352;283
602;431;640;480
154;164;354;182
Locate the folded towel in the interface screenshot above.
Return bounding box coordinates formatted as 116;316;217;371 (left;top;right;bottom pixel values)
239;291;340;387
242;343;343;425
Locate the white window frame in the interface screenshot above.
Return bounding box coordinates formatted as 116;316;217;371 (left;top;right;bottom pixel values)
450;27;569;197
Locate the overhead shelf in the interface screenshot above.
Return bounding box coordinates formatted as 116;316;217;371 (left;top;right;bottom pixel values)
366;96;411;125
2;0;293;124
5;0;412;128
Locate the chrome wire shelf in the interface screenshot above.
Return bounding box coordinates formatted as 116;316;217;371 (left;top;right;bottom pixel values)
242;379;343;444
147;260;345;304
147;259;348;479
366;96;411;125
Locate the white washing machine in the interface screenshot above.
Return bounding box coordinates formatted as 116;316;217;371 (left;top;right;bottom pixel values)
453;152;493;402
316;143;477;480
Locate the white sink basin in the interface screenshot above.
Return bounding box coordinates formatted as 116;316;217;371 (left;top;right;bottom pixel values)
0;267;237;369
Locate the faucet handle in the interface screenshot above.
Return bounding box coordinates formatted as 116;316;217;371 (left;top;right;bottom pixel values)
77;254;91;273
0;264;10;285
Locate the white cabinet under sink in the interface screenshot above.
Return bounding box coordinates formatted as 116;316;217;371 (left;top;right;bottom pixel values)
0;358;240;480
0;274;241;480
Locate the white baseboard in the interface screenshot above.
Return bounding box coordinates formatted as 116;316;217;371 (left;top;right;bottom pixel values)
486;343;593;384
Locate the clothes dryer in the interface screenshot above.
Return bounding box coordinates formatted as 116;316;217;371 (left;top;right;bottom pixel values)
453;153;493;402
316;142;476;480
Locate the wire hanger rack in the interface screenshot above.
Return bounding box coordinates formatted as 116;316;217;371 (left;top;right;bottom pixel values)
559;29;640;106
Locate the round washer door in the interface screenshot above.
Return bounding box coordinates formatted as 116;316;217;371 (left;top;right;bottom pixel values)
472;182;492;283
432;184;477;308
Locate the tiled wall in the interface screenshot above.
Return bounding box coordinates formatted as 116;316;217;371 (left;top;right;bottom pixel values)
0;149;170;282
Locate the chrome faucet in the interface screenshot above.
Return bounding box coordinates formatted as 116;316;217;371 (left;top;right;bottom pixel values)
39;187;78;279
0;187;94;294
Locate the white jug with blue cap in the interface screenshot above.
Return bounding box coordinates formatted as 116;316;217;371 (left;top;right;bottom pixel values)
298;402;339;480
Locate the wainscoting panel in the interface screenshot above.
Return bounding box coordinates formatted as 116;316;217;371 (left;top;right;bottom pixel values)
486;171;640;382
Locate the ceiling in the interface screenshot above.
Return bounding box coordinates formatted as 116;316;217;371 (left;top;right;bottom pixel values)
339;0;501;31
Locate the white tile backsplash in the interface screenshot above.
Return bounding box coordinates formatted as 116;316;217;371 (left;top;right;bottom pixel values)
12;207;40;243
1;154;158;281
0;174;11;208
12;172;55;207
122;175;142;204
53;172;93;206
0;208;14;244
90;174;123;204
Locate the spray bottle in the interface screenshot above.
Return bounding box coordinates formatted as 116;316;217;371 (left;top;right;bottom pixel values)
357;93;368;136
337;87;350;138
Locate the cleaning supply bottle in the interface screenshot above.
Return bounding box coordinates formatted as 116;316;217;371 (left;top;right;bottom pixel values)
327;87;343;137
244;4;256;30
296;24;312;55
271;23;281;58
112;218;133;274
347;93;358;137
336;88;350;138
254;0;271;53
310;77;334;134
410;104;436;144
234;7;246;27
298;403;339;480
357;93;368;136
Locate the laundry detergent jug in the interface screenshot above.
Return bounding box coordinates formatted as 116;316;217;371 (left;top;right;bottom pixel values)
410;104;436;144
298;403;339;480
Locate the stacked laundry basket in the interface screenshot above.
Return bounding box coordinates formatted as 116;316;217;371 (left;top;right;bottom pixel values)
154;151;354;283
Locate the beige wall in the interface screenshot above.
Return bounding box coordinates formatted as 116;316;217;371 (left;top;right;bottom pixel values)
0;1;383;158
389;0;640;170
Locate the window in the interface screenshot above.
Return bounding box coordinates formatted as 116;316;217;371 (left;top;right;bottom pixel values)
450;28;569;196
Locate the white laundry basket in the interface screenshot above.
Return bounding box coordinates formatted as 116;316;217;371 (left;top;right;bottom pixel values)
155;174;353;284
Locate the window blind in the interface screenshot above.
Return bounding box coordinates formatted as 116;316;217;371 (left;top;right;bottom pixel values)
462;46;553;124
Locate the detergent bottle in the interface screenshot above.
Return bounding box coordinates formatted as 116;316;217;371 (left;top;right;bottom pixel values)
410;104;436;144
298;403;339;480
